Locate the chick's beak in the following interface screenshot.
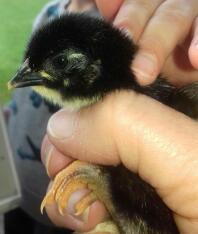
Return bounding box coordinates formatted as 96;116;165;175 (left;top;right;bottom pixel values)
8;59;44;90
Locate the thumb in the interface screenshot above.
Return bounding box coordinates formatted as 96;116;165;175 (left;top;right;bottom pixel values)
47;92;122;166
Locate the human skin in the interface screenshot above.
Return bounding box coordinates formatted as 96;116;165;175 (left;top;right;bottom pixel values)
95;0;198;86
42;91;198;234
41;0;198;233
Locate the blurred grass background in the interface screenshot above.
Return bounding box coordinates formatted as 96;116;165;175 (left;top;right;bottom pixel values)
0;0;48;104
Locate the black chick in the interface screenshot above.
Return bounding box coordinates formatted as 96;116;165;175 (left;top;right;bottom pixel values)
8;13;198;234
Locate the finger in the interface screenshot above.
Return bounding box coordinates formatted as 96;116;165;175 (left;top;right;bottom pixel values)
113;0;165;42
189;17;198;69
42;137;109;232
67;0;96;13
41;135;73;178
47;91;198;220
42;140;109;232
46;188;108;232
47;104;120;166
95;0;123;20
132;0;198;85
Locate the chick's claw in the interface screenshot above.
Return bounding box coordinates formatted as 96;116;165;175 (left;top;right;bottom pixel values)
40;160;107;216
75;192;98;216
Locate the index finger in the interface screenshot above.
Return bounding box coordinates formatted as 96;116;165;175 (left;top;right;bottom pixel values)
95;0;123;20
41;135;74;178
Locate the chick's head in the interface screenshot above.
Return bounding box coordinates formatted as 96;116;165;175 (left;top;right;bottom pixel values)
8;13;136;109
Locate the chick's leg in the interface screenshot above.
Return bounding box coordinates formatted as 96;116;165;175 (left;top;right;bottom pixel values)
41;160;119;233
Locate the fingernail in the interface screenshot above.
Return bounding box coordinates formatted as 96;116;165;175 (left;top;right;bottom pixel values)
132;52;158;81
67;189;90;223
47;110;76;139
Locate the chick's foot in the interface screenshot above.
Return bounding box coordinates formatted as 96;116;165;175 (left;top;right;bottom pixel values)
41;160;114;217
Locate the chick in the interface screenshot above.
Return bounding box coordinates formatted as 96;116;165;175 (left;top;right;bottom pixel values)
8;13;198;234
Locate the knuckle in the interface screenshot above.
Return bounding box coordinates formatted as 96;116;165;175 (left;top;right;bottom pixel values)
162;9;190;28
158;0;194;28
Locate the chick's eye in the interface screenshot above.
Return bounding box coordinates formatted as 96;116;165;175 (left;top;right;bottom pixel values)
53;55;67;69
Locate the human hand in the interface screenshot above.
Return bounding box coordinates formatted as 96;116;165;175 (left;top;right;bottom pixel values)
42;91;198;233
95;0;198;86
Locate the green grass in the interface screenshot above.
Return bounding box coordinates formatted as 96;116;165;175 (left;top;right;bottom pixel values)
0;0;48;104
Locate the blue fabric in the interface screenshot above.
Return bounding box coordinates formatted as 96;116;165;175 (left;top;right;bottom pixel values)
30;91;43;108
